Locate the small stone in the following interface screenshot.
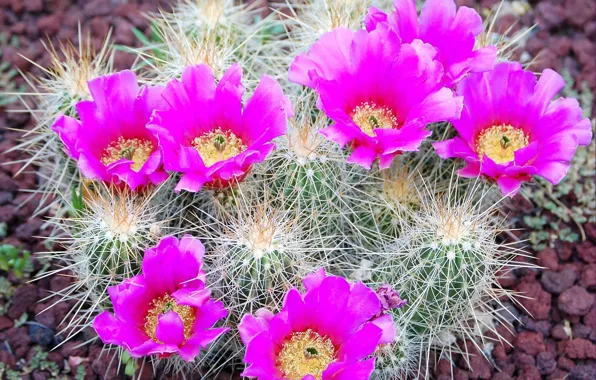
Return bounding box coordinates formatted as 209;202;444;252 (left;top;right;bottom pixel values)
557;356;575;371
537;248;559;271
558;286;594;316
515;281;552;320
7;284;39;319
516;366;541;380
564;338;596;359
28;324;55;346
521;317;552;336
576;241;596;263
515;332;546;356
556;242;574;261
572;323;593;339
536;2;565;28
551;324;571;340
536;352;556;375
541;268;577;294
0;315;14;330
580;264;596;289
23;0;43;12
569;364;596;380
37;14;62;35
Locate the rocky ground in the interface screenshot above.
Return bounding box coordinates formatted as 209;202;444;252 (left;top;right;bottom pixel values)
1;0;595;379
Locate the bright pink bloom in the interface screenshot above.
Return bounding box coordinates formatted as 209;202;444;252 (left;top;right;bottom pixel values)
149;64;292;192
93;235;228;361
365;0;496;86
288;25;462;169
433;62;593;196
52;70;168;190
238;268;397;380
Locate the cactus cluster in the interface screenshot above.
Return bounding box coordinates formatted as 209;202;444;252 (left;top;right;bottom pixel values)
9;0;589;379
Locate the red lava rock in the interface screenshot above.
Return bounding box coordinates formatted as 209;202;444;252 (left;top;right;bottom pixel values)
83;0;112;17
0;315;14;330
492;373;513;380
61;340;89;358
548;369;568;380
580;264;596;289
550;36;573;57
34;303;56;329
585;223;596;242
0;171;19;192
564;338;596;359
7;326;31;353
515;332;546;356
540;268;578;294
37;13;62;35
7;284;39;319
516;366;542;380
576;241;596;263
536;351;557;375
521;317;552;336
537;248;559;271
0;204;17;224
558;286;594;316
564;0;596;27
0;350;17;370
90;16;110;38
24;0;43;12
572;323;593;339
551;324;571;340
535;2;565;29
556;242;574;261
498;269;518;288
557;356;575;371
515;280;552;320
514;352;535;369
569;364;596;380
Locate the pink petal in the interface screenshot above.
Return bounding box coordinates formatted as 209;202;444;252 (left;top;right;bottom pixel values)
155;311;185;346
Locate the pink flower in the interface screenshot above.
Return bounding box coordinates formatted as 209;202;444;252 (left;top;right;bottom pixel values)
288;25;462;170
433;62;593;196
93;235;228;361
52;70;168;190
148;64;292;192
365;0;496;87
238;268;396;380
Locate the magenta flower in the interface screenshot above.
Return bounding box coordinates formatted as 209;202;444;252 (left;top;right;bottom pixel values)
288;25;462;170
52;70;168;190
365;0;496;87
148;63;292;192
433;62;593;196
93;235;228;361
238;268;396;380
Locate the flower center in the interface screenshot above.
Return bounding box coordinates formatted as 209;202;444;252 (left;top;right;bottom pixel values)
276;329;336;380
191;128;247;167
476;125;529;164
101;137;154;172
352;102;398;137
144;294;196;343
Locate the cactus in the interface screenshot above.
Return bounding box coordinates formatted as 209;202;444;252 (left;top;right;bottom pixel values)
192;185;332;373
368;179;529;377
39;184;164;339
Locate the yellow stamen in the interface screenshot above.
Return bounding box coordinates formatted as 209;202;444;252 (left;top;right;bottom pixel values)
476;125;529;164
101;137;154;172
144;294;195;343
191;128;247;167
352;102;398;137
276;329;336;380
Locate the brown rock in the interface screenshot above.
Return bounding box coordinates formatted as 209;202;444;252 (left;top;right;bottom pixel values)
515;281;552;320
541;268;578;294
515;332;546;356
516;366;542;380
564;338;596;359
536;352;557;375
7;284;39;319
576;241;596;263
558;286;594;316
580;264;596;289
0;315;14;330
537;248;559;271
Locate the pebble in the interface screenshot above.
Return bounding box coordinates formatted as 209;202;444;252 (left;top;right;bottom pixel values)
558;286;594;316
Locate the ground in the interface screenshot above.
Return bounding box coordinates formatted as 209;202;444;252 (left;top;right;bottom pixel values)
0;0;595;379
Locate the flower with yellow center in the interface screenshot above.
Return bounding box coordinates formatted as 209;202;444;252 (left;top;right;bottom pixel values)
144;294;196;343
101;137;155;172
351;102;398;137
476;125;529;164
192;128;247;167
276;329;336;380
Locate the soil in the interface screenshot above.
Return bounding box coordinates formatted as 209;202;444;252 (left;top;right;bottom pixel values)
1;0;595;379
